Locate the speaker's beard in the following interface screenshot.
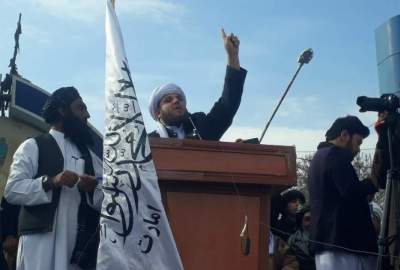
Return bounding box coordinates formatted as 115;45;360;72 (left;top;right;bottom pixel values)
62;113;93;147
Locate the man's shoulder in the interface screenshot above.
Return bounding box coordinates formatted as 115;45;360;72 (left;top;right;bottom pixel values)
32;132;52;141
18;132;48;145
188;112;207;120
311;144;332;164
11;137;39;162
32;132;59;148
18;137;39;150
310;145;345;174
326;145;352;162
315;144;348;159
315;145;352;173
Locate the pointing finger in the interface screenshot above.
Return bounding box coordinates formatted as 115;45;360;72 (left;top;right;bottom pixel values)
221;28;227;39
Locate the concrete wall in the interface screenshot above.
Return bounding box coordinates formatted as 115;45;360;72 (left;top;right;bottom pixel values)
0;118;44;196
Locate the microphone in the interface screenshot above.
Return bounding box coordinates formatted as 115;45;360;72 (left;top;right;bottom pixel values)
240;215;251;256
298;48;313;64
259;48;314;142
186;112;203;140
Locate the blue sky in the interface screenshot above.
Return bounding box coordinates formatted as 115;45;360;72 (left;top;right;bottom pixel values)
1;0;399;154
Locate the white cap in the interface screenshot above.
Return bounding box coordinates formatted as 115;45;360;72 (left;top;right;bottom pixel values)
148;83;186;121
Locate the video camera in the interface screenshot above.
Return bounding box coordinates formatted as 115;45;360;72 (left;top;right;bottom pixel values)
357;94;400;113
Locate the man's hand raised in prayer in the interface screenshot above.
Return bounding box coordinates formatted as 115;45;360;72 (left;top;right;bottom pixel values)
222;28;240;70
77;174;98;193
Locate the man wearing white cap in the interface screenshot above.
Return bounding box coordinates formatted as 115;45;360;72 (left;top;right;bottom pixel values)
148;28;247;140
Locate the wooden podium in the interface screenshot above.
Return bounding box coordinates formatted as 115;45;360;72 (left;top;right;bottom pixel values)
150;138;296;270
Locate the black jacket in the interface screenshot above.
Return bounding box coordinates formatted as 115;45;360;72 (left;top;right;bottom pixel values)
149;66;247;140
308;142;378;254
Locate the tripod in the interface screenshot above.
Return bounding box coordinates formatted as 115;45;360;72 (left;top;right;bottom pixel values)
376;113;400;270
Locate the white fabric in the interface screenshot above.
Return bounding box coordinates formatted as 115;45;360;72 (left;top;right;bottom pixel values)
315;250;376;270
370;201;383;220
97;1;183;270
156;122;186;139
148;83;186;120
5;129;103;270
268;232;275;255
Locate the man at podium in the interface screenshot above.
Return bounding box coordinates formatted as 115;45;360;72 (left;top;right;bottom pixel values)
148;28;247;140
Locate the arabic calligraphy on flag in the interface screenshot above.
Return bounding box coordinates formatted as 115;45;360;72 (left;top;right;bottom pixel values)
97;1;184;269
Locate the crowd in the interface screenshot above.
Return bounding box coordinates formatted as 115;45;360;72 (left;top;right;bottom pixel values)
269;185;383;270
0;26;399;270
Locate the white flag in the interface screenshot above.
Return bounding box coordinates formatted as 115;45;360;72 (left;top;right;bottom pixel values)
97;1;184;269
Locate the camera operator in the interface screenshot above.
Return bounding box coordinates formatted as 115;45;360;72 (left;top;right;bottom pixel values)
371;111;400;269
308;116;378;270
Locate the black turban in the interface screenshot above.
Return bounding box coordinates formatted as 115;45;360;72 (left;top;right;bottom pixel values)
42;87;81;124
281;189;306;205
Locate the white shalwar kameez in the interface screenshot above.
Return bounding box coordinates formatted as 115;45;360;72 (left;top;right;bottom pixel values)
315;250;376;270
5;129;103;270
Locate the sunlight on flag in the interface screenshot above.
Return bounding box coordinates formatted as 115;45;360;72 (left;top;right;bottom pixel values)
96;1;184;269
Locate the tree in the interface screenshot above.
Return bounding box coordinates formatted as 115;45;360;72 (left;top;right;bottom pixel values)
296;154;313;202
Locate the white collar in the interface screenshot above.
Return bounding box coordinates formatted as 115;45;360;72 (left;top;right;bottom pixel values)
49;128;67;157
156;122;185;139
49;128;64;138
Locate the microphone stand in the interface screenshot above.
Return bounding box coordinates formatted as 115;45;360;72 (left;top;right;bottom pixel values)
259;48;313;143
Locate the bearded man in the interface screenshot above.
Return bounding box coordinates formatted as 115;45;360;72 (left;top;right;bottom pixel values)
148;29;247;140
308;115;378;270
5;87;103;270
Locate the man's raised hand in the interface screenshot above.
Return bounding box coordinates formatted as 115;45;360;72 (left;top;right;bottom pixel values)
221;28;240;69
222;28;240;54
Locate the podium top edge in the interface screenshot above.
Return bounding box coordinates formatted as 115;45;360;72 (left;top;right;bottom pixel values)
149;137;296;154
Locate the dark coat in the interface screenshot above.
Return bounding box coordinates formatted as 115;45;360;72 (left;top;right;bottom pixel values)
149;66;247;140
274;215;297;242
288;230;316;270
308;142;378;254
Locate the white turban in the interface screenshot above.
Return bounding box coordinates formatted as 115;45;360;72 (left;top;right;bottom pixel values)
148;83;186;121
